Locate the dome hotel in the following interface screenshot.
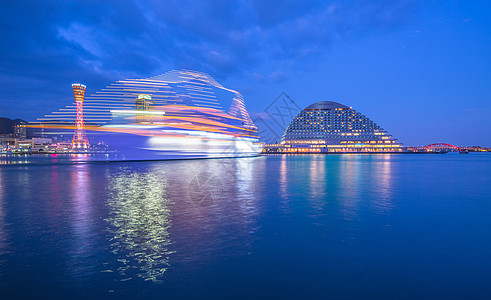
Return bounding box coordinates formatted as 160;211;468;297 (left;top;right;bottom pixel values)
264;101;403;153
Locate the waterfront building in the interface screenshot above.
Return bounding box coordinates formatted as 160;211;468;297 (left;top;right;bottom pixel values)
135;94;154;123
264;101;403;153
0;137;15;150
135;94;153;111
14;137;53;150
14;124;27;139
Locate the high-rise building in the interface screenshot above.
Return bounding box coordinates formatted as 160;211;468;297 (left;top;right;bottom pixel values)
71;83;90;149
265;101;402;153
135;94;153;123
14;124;27;139
135;94;152;110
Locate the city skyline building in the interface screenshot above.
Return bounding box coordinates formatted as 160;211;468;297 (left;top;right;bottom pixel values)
135;94;153;111
135;94;153;124
14;123;27;139
265;101;402;153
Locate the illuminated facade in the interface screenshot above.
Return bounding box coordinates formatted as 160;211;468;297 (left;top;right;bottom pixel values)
135;94;153;123
14;124;27;139
265;101;402;153
71;83;89;149
135;94;152;111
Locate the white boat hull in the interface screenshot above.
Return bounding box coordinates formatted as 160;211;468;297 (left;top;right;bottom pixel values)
89;130;263;161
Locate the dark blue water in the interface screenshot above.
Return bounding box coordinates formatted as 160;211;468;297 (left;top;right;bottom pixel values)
0;154;490;299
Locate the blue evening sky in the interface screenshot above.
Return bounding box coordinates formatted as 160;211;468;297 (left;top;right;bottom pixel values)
0;0;490;146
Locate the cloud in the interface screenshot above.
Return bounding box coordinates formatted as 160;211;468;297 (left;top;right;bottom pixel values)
0;0;421;119
270;71;287;83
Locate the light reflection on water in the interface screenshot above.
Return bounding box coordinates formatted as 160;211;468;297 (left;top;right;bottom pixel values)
67;165;98;284
0;154;121;165
105;166;173;282
274;154;395;220
338;155;363;220
371;155;394;214
0;170;6;265
307;156;327;213
166;157;263;264
99;157;264;283
234;158;262;234
1;154;491;298
0;154;397;284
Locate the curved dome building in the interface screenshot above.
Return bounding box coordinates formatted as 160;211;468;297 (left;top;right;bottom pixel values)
267;100;402;153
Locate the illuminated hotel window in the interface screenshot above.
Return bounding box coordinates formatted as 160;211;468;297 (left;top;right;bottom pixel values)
281;101;401;151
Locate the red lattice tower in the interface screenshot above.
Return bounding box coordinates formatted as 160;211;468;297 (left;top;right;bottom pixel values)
71;83;90;149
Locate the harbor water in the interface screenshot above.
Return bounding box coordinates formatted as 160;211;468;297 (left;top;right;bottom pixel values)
0;153;490;299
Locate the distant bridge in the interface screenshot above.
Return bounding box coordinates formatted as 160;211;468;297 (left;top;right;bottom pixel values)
422;143;473;152
408;143;476;153
424;143;460;151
